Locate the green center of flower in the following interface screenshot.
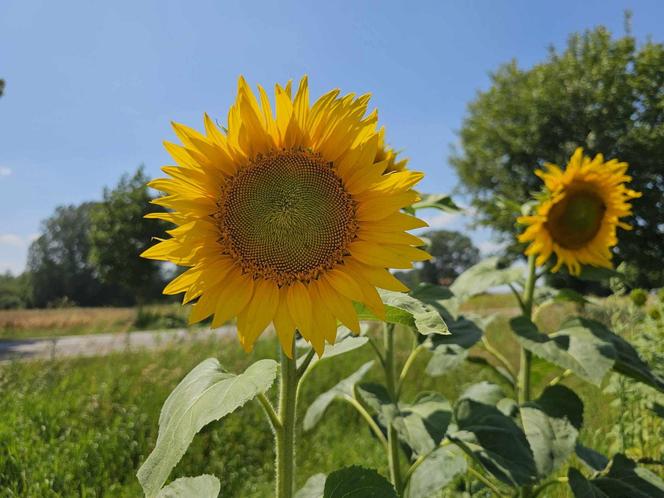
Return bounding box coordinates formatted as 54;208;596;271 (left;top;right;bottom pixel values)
219;150;357;285
546;190;606;249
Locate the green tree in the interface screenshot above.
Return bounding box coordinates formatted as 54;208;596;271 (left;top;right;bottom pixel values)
451;25;664;288
89;166;166;303
0;272;31;309
0;79;4;97
419;230;480;285
27;203;120;307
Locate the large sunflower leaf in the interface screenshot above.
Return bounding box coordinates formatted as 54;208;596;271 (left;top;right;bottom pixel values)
425;314;484;376
450;257;523;301
323;466;397;498
155;475;220;498
393;392;452;456
568;455;664;498
521;385;584;478
404;445;467;498
303;361;374;431
295;474;327;498
450;398;537;487
137;358;277;498
410;193;460;213
510;317;615;386
354;290;449;335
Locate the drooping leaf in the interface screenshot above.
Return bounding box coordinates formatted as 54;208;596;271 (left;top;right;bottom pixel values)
575;444;609;472
405;445;467;498
450;257;523;301
303;361;374;431
410;193;460;213
510;317;615;386
565;266;625;283
568;455;664;498
460;381;505;406
425;315;484;376
568;468;609;498
521;385;584;477
548;288;592;305
295;473;327;498
155;475;221;498
409;282;460;319
137;359;278;498
566;317;664;392
355;382;396;426
450;398;537;486
297;327;369;369
323;466;397;498
393;392;452;456
355;290;449;335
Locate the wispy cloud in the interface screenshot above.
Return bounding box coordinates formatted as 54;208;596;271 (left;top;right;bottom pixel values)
0;166;12;177
478;239;507;256
0;233;35;247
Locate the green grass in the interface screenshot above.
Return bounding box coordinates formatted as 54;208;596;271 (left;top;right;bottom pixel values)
0;302;660;497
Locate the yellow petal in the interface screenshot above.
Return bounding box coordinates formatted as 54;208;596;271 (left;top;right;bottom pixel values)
237;279;279;352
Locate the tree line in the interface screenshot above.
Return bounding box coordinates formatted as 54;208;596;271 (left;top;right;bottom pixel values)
0;168;169;309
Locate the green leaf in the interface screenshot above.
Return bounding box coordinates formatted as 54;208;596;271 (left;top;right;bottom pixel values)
297;328;369;369
295;474;327;498
425;315;484;376
510;317;615;386
355;382;396;426
393;392;452;456
137;358;278;498
450;257;523;301
410;193;460;213
568;455;664;498
568;468;609;498
323;466;397;498
451;398;537;486
459;381;505;406
549;288;592;305
303;361;374;431
155;475;220;498
575;444;609;472
405;445;467;498
354;290;449;336
521;385;583;478
567;317;664;392
563;266;626;283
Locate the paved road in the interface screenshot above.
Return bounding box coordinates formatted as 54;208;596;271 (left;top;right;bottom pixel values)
0;326;236;363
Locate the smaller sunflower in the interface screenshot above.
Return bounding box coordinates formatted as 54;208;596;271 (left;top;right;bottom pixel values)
518;148;641;275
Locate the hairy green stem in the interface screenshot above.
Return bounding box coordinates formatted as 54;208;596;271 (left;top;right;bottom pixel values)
383;323;404;493
517;255;538;498
397;343;425;396
276;340;298;498
345;395;388;449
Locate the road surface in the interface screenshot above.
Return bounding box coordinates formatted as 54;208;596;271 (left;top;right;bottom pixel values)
0;326;237;363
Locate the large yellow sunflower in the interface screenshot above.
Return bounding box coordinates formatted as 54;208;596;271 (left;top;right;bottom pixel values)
142;76;430;356
518;147;641;275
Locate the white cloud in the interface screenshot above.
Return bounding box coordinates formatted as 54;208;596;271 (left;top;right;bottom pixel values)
0;166;12;177
0;234;25;247
422;211;463;230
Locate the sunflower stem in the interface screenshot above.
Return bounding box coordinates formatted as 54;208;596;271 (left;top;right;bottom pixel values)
517;254;537;498
383;323;404;494
276;337;298;498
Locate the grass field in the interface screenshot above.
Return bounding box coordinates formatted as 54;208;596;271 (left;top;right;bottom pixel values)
0;304;192;340
3;296;657;498
0;293;519;341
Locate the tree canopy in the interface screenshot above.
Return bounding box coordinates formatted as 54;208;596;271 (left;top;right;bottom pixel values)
450;26;664;288
26;203;122;307
419;230;480;285
89;167;167;303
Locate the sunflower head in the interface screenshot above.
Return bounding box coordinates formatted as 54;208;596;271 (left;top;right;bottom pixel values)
518;148;641;275
142;76;430;357
375;127;408;173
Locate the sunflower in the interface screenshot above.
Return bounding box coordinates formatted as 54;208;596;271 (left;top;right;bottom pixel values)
518;147;641;275
142;76;430;356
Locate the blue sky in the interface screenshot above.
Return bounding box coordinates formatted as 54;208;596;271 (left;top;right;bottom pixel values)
1;0;663;274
